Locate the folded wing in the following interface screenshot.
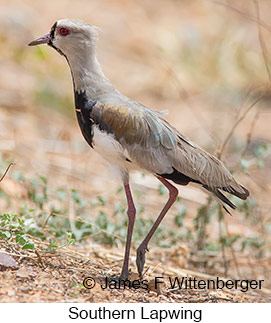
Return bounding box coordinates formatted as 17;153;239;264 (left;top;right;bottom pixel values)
89;101;249;211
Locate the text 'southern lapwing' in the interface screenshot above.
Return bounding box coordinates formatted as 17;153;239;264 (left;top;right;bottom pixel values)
29;19;249;280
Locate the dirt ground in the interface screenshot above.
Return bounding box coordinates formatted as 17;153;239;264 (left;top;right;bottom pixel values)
0;0;271;303
0;240;270;303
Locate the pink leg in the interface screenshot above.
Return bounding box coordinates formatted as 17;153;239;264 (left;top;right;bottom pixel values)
120;183;136;279
136;176;178;278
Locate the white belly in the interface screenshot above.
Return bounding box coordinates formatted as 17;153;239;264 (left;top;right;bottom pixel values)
92;126;139;172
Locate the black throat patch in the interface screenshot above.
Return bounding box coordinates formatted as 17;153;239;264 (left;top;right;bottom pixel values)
74;90;97;148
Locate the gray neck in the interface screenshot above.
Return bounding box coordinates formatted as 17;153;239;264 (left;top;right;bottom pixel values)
66;46;115;100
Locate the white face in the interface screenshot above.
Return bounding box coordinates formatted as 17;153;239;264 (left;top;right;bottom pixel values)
28;19;100;92
49;21;79;57
29;19;98;58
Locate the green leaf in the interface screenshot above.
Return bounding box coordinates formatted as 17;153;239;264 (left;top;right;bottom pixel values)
116;186;123;194
16;235;28;246
67;239;75;246
0;231;11;239
230;234;241;245
26;228;44;238
174;205;187;227
49;242;59;248
39;175;47;184
22;242;35;250
97;195;106;206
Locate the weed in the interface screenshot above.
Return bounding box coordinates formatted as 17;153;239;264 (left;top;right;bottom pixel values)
0;154;269;274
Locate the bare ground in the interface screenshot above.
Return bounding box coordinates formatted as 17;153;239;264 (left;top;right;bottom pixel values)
1;239;271;303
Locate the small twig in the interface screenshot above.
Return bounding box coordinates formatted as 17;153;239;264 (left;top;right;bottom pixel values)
0;250;37;264
77;216;127;244
217;93;265;160
212;0;271;33
35;250;45;268
157;60;217;144
0;228;21;233
0;250;25;258
42;210;54;229
142;265;151;278
241;109;260;158
146;262;161;276
0;163;15;182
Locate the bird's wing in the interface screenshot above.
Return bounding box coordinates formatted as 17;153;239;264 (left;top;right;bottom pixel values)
169;130;249;199
89;101;248;199
92;103;176;148
89;102;179;174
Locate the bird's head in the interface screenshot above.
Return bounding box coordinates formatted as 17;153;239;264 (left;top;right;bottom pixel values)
28;19;99;58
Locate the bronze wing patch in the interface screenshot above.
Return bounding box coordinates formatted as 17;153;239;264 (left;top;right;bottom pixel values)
91;103;177;150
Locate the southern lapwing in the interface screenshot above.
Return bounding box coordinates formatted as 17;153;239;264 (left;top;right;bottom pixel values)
29;19;249;280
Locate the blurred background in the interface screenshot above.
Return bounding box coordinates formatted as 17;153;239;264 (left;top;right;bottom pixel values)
0;0;271;301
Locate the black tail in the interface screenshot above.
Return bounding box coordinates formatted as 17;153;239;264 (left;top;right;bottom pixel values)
158;168;249;215
203;186;236;215
221;184;249;200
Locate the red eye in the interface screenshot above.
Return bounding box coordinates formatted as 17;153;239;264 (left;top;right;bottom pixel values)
59;27;70;36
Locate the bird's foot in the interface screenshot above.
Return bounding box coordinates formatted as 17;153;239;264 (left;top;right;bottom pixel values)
102;272;133;289
136;244;149;279
109;269;130;283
